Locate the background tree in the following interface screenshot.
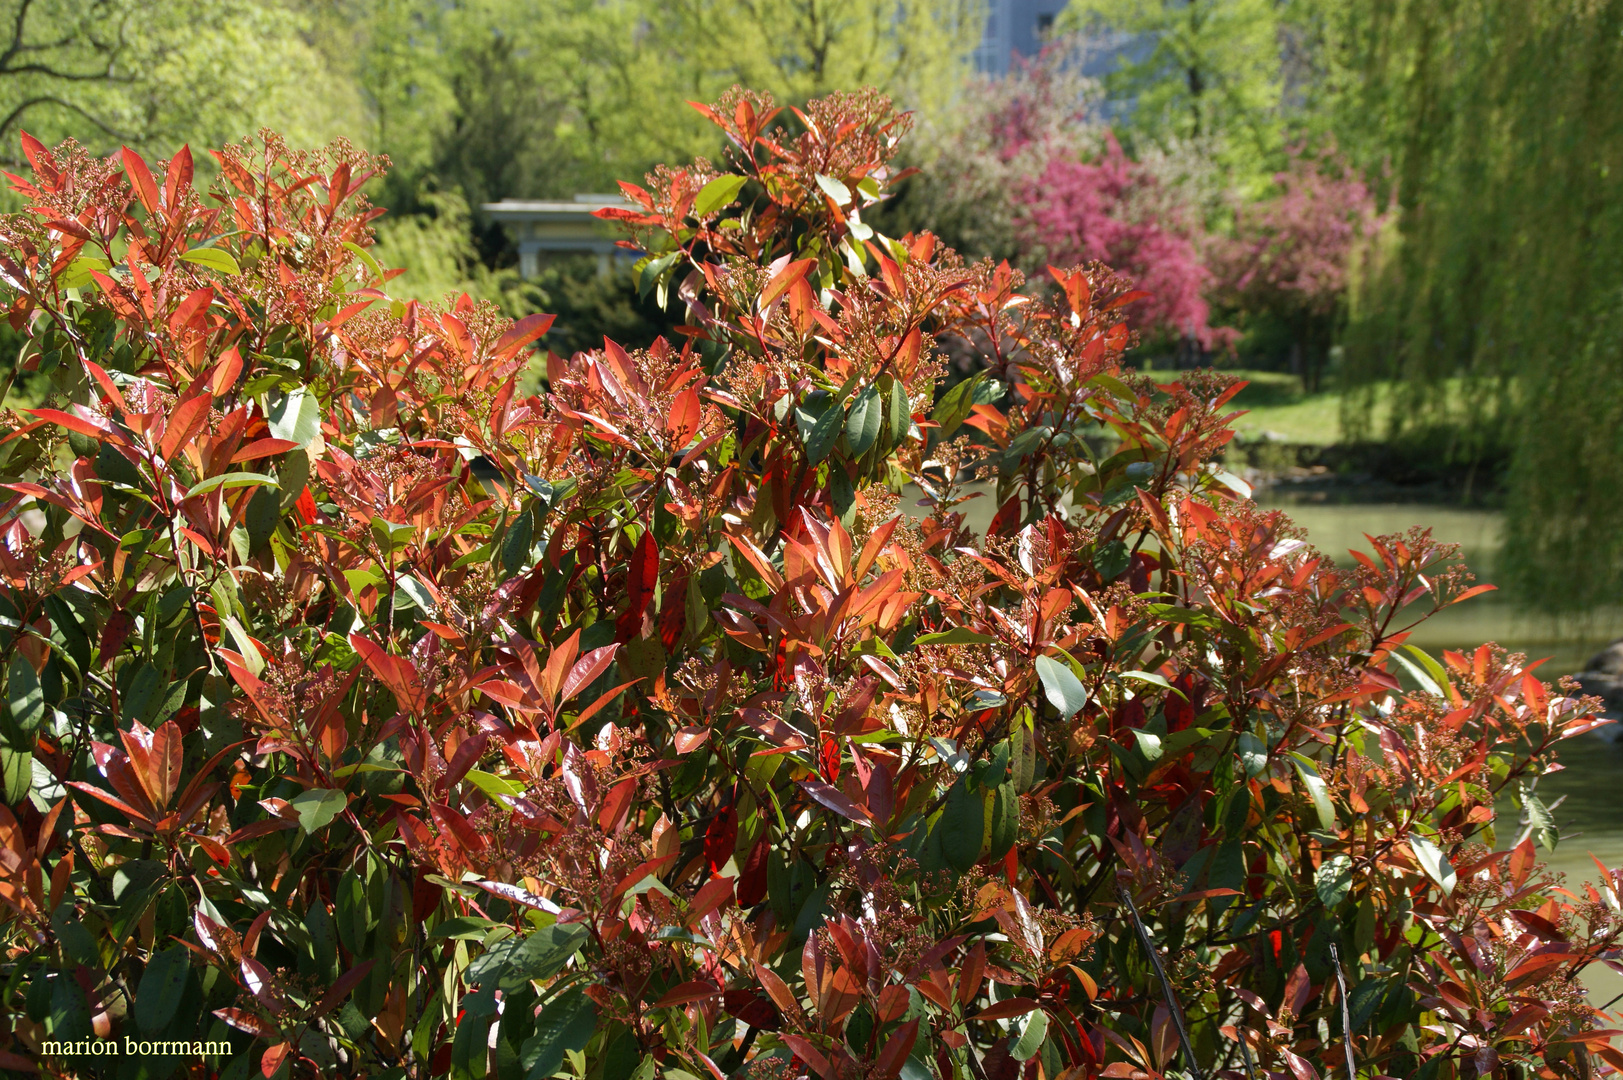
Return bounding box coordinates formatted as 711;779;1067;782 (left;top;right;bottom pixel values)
1055;0;1283;194
1307;0;1623;613
1207;144;1380;389
0;0;353;166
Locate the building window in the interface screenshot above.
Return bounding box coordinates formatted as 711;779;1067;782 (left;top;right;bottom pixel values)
1036;12;1054;37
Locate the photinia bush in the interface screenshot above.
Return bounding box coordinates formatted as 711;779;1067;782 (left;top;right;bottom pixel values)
0;89;1617;1080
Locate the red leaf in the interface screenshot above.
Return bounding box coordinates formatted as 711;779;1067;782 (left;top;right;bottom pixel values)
798;779;870;823
654;980;720;1008
349;633;425;714
561;644;620;703
704;807;738;874
213;1007;277;1038
780;1035;839;1080
120;147;160;214
988;492;1021;537
874;1020;920;1080
760;258;816;308
723;989;780;1029
260;1043;291;1078
493;312;556;359
30;407;112;441
314;960;377;1014
686;874;736;925
668;385;702;446
974;997;1040;1021
737;836;770;907
230;438;299;464
164;146;194;208
616;531;658;642
120;719;183;809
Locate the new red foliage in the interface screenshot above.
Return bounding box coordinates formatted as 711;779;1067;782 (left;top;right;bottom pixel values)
0;89;1615;1080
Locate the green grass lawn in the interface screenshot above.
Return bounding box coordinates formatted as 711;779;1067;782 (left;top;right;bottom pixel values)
1203;369;1365;445
1201;368;1500;447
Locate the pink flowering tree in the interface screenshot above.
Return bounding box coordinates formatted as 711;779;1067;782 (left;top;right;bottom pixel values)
1015;132;1220;352
903;43;1227;356
1210;145;1383;388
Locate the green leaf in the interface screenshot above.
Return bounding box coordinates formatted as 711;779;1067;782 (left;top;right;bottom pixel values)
1236;731;1268;777
1314;854;1353;907
396;575;436;615
6;653;42;749
1119;670;1173;690
1011;1009;1048;1062
1208;468;1252;498
289;788;348;833
246;485;280;553
1389;647;1443;698
694;175;748;217
1288;753;1338;831
429;916;500;941
913;628;997;647
0;746;30;803
938;778;985;872
221;616;262;676
502;512;534;577
1408;833;1456;895
179;247;240;275
988;781;1019;861
889;376;910;445
795;398;842;463
931;374;983;440
1130;729;1162;762
638;252;679;302
845;384;883;458
185;471;277;499
815;174;853;207
1010;712;1037;792
136;945;190;1033
335;870;369;955
268;387;322;448
520;986;598;1080
1398;644;1451;698
465;769;525;799
371;516;415;553
469;924;590;990
1034;654;1087;718
1522;783;1559;850
343;241;384;284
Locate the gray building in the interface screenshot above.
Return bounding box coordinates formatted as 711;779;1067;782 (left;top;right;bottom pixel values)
973;0;1070;76
974;2;1138;91
481;195;639;278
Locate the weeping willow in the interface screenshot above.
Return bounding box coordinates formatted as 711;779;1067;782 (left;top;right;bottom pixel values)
1326;0;1623;613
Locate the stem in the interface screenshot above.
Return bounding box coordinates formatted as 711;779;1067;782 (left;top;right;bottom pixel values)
1238;1040;1257;1080
1117;884;1204;1080
1329;942;1359;1079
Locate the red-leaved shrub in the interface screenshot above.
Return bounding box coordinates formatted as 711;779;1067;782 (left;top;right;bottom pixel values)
0;89;1615;1080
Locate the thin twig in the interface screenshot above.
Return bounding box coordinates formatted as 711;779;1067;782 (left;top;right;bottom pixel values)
1329;942;1359;1079
1118;884;1204;1080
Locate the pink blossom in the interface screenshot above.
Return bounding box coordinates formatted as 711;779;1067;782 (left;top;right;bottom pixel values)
1212;146;1381;319
1016;133;1218;345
